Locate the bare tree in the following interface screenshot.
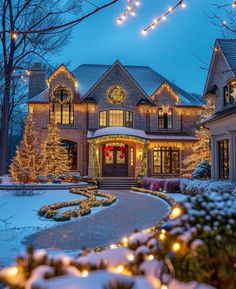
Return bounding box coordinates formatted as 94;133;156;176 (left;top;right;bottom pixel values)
0;0;119;175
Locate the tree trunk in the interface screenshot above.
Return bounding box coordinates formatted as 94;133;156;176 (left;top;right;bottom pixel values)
0;73;11;175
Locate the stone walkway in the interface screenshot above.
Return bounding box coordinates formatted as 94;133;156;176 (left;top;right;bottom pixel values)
23;191;170;252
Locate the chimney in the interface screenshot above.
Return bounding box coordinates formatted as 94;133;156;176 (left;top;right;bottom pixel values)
28;63;46;99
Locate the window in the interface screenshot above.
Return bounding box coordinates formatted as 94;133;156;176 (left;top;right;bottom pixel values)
99;111;107;127
109;110;124;126
218;139;229;179
50;86;74;124
62;140;77;170
224;83;236;105
153;147;179;174
158;108;173;129
125;111;133;127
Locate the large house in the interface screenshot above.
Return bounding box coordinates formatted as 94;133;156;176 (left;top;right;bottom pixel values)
28;60;202;178
204;39;236;181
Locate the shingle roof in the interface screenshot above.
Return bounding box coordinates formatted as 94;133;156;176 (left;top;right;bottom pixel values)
217;39;236;75
30;62;202;106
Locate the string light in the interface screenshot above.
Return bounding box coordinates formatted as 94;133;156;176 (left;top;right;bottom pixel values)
232;1;236;7
172;242;181;252
117;0;141;24
142;0;187;35
11;32;18;39
169;206;182;220
161;285;168;289
81;270;89;277
127;253;134;261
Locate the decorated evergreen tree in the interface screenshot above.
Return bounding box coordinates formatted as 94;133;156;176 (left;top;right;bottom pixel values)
43;120;69;177
10;114;44;183
182;100;214;177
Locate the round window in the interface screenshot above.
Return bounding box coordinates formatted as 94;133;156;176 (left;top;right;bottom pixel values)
53;86;72;103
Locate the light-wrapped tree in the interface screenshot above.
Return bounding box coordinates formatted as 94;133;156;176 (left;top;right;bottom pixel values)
182;100;214;178
10;114;44;183
43;120;69;177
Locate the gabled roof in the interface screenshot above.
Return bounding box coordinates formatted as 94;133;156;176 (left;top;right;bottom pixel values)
217;39;236;75
30;61;202;106
204;39;236;96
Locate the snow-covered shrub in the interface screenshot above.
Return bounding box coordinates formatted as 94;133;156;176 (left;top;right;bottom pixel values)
161;191;236;288
58;172;81;183
192;160;211;179
51;177;62;184
0;177;2;184
180;179;235;195
36;176;48;183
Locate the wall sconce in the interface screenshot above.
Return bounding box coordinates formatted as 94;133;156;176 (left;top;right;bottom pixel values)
139;151;142;160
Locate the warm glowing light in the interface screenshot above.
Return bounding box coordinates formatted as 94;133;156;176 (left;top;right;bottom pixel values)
110;244;117;249
159;233;166;240
172;242;181;252
161;285;168;289
81;270;89;277
147;254;154;261
7;267;18;276
122;237;129;245
11;33;18;39
161;229;166;234
127;254;134;261
141;29;147;36
169;207;182;220
116;265;124;273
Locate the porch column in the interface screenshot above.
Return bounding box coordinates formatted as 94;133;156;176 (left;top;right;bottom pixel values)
88;141;94;178
211;135;217;180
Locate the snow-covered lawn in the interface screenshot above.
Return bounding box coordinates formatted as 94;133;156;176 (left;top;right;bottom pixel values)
0;189;103;266
168;193;187;202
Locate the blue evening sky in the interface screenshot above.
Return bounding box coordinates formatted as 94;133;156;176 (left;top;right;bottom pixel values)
55;0;226;95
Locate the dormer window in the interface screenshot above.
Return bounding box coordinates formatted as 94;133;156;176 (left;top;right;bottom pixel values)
158;107;173;129
223;82;236;106
50;86;74;124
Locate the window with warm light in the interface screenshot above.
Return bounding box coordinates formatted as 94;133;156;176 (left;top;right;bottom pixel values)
109;110;124;126
99;111;107;127
50;86;74;124
158;108;173;129
125;111;133;127
223;82;236;105
153;147;179;174
218;139;229;180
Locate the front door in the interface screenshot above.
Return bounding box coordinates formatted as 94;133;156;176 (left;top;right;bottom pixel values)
103;143;128;177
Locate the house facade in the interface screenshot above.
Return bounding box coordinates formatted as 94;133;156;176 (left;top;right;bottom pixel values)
28;61;202;178
204;39;236;181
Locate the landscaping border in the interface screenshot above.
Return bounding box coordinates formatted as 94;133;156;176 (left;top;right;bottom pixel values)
0;182;88;191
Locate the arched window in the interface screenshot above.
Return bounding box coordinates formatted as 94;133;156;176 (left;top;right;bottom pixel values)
158;108;173;129
50;86;74;124
62;140;77;170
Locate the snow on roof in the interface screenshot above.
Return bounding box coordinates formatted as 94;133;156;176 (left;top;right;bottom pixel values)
146;134;196;141
29;89;49;102
73;63;202;106
29;62;202;106
217;39;236;75
87;127;147;139
87;127;196;141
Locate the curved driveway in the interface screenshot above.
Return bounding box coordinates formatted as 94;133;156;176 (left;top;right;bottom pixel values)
23;191;170;252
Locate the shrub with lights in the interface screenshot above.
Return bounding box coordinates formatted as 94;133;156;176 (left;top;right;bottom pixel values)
39;186;117;221
1;188;234;288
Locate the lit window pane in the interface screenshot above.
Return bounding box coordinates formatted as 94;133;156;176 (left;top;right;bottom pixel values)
109;110;124;126
100;111;107;127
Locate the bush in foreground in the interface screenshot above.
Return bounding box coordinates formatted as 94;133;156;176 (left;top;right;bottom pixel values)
1;189;235;289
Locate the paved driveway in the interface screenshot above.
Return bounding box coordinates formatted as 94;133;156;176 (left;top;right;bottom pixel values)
23;191;170;252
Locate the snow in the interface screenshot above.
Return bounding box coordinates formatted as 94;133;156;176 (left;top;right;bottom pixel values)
0;189;106;266
168;193;187;202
